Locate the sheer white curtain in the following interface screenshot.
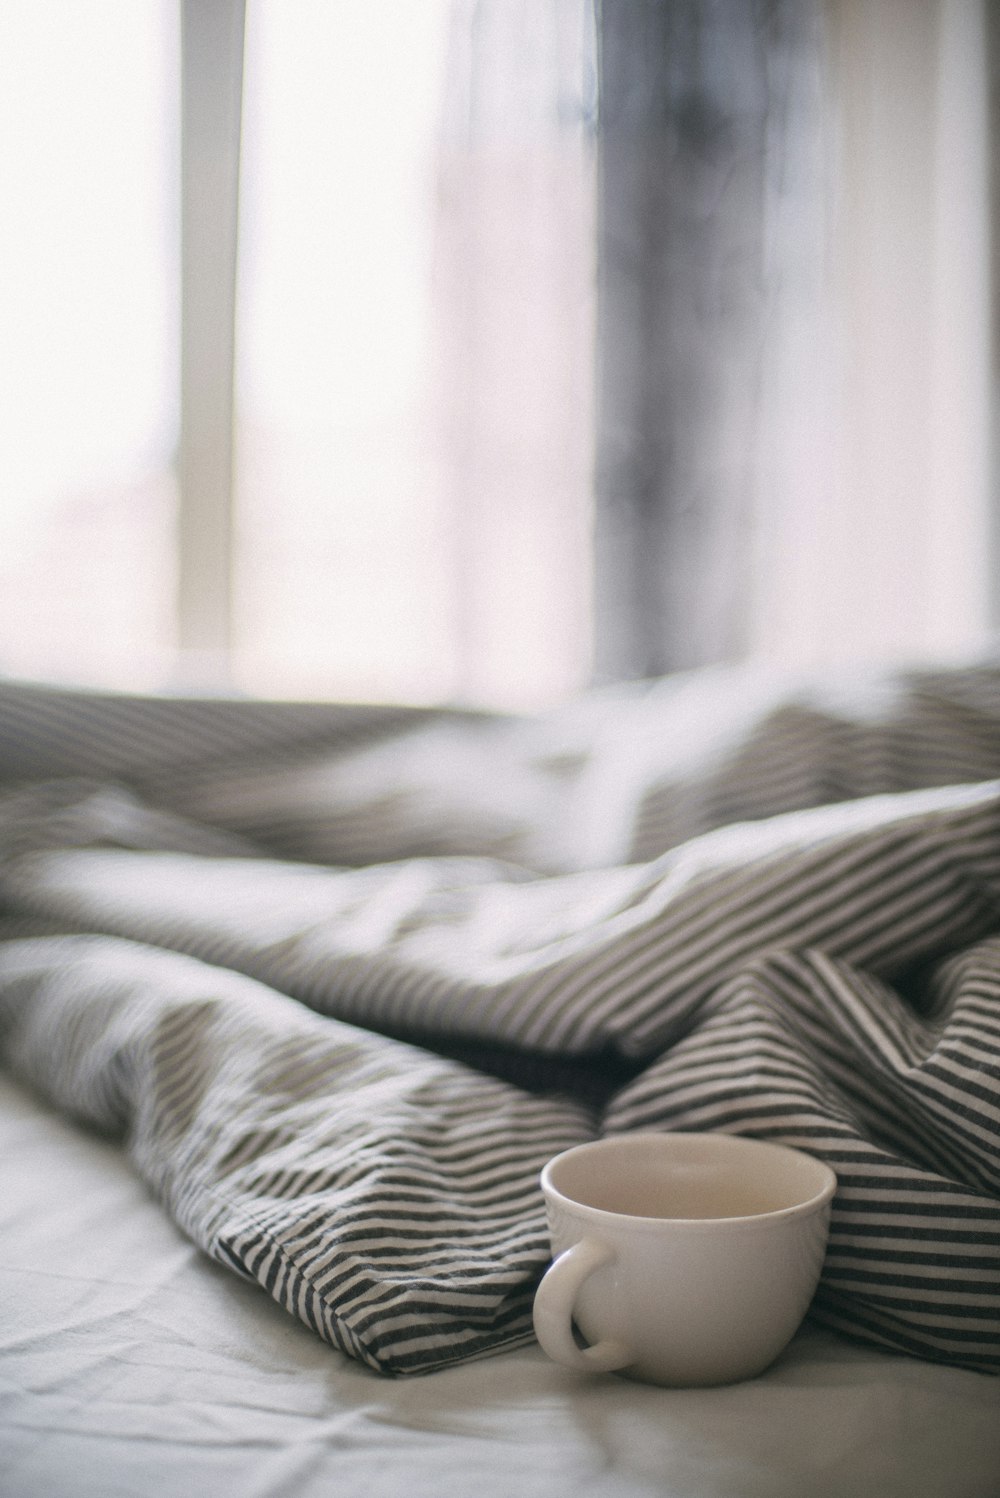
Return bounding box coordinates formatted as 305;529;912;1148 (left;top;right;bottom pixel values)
749;0;994;674
431;0;596;707
234;0;596;710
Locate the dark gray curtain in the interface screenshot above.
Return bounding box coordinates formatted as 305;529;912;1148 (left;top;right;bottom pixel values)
435;0;825;693
593;0;824;681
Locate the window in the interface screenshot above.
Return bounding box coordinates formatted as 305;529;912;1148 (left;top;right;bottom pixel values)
0;1;178;690
1;1;993;708
0;0;595;711
234;0;462;705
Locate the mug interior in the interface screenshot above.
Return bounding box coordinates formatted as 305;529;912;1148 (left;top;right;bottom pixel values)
545;1133;835;1221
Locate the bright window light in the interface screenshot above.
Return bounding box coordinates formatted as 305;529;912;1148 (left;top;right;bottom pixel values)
0;0;178;689
233;0;458;705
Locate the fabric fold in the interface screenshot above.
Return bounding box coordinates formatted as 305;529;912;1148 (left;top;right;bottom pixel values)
0;935;594;1375
2;666;1000;1376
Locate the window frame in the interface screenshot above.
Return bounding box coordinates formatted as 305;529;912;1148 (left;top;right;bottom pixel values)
177;0;245;685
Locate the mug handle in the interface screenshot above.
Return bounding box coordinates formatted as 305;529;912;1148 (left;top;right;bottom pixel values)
532;1238;632;1373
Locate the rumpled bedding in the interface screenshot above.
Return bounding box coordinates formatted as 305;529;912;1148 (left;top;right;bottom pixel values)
1;661;999;1378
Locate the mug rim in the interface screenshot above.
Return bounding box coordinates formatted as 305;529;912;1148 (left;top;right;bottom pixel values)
540;1131;837;1230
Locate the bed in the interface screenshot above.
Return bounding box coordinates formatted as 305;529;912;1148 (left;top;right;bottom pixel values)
2;660;1000;1497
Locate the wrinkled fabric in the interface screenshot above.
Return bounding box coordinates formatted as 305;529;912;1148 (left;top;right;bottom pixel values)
2;663;1000;1375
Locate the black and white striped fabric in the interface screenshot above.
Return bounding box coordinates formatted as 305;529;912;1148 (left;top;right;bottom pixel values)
1;663;1000;1376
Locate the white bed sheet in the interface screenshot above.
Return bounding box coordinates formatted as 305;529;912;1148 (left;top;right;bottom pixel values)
1;1075;997;1498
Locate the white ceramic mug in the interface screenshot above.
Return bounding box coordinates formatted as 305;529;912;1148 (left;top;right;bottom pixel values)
533;1132;836;1387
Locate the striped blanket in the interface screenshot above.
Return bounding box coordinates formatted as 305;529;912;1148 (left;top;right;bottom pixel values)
1;662;1000;1377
